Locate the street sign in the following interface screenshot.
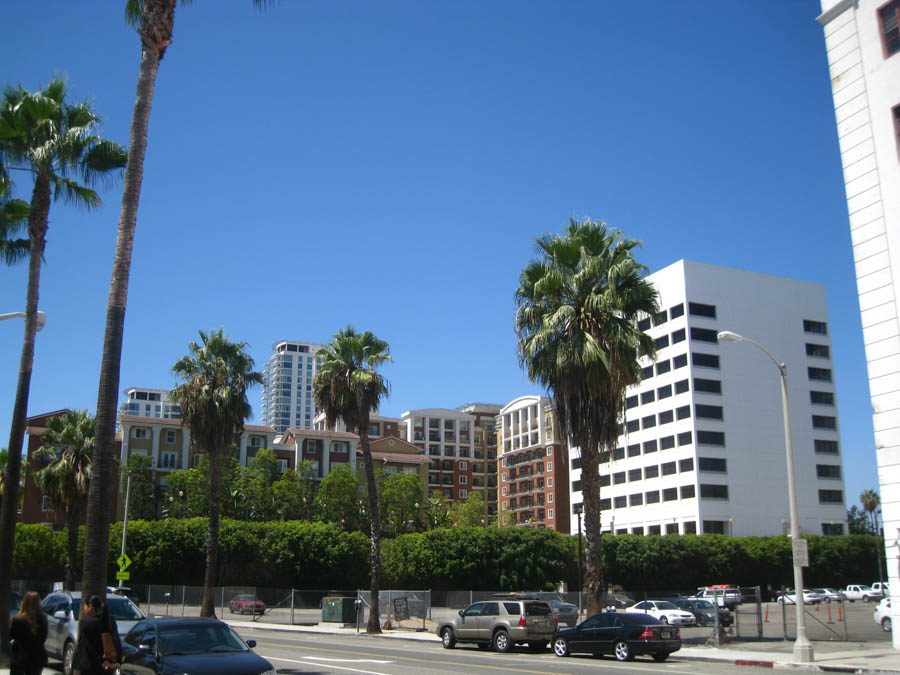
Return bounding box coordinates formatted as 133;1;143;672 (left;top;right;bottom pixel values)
792;538;809;567
115;571;130;581
117;553;132;571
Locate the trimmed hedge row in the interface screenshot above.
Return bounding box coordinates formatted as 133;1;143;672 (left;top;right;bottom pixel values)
12;521;882;591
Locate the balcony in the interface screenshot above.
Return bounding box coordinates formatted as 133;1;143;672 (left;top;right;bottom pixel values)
429;432;440;442
444;432;456;442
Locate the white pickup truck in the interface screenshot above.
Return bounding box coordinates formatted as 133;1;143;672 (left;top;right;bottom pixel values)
692;587;742;610
844;584;883;602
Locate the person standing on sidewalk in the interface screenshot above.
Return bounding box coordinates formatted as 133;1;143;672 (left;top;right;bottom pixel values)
9;591;48;675
73;596;106;674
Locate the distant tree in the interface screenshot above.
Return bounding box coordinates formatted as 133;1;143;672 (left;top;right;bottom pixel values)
314;327;392;634
847;506;871;535
238;449;281;521
424;493;451;530
124;452;157;521
170;329;262;617
450;491;486;528
315;464;361;528
860;489;881;534
381;472;423;535
295;460;319;520
35;411;95;589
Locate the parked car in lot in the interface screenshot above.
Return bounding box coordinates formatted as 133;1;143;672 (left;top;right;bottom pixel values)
810;588;844;603
119;617;276;674
874;598;892;632
872;582;891;596
108;585;143;606
552;612;681;662
775;589;822;605
604;593;633;610
437;596;557;652
627;600;696;626
42;590;145;675
691;586;742;610
530;592;580;627
673;599;732;626
844;584;883;602
228;594;266;615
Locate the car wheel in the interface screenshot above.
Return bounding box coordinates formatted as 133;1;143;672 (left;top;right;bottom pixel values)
63;640;75;675
653;652;669;662
528;641;546;652
659;615;668;624
825;598;832;604
614;640;634;662
864;596;871;603
493;630;511;653
477;642;490;650
229;605;234;614
441;627;456;649
883;617;892;632
552;636;570;657
697;615;707;627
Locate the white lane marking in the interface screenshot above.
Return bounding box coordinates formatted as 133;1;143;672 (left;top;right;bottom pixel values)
301;657;393;663
262;654;391;675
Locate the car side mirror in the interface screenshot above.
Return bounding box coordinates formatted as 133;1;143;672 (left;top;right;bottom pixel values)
137;644;153;653
246;639;257;648
458;609;464;617
54;610;66;619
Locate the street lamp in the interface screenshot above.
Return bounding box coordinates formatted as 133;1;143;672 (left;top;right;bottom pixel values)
574;502;583;618
718;330;813;662
0;310;46;331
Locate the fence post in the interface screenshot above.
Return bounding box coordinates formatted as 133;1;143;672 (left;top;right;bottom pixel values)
755;586;762;640
842;596;848;641
290;588;295;625
780;585;787;640
182;585;186;617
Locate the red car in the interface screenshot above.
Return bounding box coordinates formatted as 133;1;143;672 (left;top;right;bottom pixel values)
228;594;266;615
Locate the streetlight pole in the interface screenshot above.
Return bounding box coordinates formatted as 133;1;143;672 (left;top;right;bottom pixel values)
718;330;813;662
119;471;132;589
574;502;583;618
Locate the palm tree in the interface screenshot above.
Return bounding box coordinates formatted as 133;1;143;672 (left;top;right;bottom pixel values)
314;327;392;634
861;489;880;535
0;79;125;648
170;328;262;617
35;411;95;590
515;218;658;615
85;0;272;608
0;175;29;266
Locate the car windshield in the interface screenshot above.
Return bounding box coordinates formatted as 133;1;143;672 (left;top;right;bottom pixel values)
160;623;248;655
694;600;715;609
654;601;678;610
107;597;144;621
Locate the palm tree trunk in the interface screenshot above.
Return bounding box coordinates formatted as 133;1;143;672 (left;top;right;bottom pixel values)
0;175;49;655
65;501;81;590
83;0;176;603
360;425;382;634
579;436;605;616
201;445;222;617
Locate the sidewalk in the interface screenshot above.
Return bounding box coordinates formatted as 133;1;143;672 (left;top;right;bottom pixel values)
229;619;900;673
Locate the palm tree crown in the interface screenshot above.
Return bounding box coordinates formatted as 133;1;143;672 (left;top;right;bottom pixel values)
515;217;658;614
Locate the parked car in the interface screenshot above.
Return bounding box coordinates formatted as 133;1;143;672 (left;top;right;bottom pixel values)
810;588;844;603
228;594;266;615
530;592;580;627
874;598;892;632
872;582;891;596
119;617;276;674
604;593;633;610
437;596;557;652
42;590;145;675
108;585;143;606
552;612;681;662
9;590;22;618
775;589;822;605
673;599;732;627
692;587;742;610
844;584;883;602
627;600;696;626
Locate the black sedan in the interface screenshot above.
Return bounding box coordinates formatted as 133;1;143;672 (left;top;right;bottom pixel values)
673;598;732;626
119;617;276;675
552;612;681;662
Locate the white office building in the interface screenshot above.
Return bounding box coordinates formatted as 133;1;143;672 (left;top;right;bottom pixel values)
818;0;900;647
118;387;181;420
568;260;847;537
261;340;325;433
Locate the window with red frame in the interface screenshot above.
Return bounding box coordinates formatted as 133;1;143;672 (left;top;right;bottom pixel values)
881;0;900;56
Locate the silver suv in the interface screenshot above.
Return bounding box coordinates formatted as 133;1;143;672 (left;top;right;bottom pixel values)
437;595;557;652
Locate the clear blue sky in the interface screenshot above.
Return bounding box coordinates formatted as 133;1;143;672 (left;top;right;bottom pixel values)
0;1;878;512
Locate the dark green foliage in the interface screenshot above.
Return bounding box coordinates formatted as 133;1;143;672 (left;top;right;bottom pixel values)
12;525;66;580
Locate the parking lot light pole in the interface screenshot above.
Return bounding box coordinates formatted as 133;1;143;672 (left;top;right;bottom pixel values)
718;330;813;663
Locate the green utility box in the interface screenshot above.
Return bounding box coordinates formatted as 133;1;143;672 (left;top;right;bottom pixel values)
322;596;357;623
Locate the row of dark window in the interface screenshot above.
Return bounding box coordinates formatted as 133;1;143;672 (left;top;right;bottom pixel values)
628;378;721;409
599;483;698;509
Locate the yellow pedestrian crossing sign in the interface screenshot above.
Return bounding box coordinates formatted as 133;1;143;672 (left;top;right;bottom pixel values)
116;571;130;581
117;553;132;571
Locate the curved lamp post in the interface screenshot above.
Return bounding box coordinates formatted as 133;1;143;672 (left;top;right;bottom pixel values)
0;311;46;331
718;330;813;662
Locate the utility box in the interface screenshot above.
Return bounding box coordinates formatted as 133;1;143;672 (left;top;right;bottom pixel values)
322;596;357;623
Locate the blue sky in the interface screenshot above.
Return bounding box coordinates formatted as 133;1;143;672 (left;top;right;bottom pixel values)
0;1;878;511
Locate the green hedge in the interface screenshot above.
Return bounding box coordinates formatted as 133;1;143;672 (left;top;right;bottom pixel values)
12;521;882;592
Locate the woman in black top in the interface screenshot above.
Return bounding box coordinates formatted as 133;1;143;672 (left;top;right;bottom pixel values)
9;591;48;675
73;595;105;675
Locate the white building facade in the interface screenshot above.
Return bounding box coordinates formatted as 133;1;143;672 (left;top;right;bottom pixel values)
568;261;848;537
261;340;325;433
818;0;900;647
119;387;181;420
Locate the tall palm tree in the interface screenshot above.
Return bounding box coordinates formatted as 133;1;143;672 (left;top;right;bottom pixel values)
0;175;29;266
861;489;880;534
85;0;272;605
314;327;392;634
35;411;95;590
515;218;658;615
0;79;125;648
170;328;262;617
